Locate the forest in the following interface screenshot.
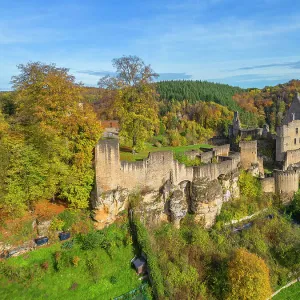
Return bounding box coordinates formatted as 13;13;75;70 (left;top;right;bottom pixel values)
232;80;300;131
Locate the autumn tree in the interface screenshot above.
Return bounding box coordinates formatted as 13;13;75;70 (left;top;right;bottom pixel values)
99;56;159;150
227;248;272;300
8;62;102;210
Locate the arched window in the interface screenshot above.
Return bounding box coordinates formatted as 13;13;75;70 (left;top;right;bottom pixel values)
294;138;297;145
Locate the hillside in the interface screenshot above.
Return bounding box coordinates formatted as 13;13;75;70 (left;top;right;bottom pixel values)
156;80;244;111
232;79;300;130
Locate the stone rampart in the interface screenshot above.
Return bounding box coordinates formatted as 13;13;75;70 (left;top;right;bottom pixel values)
95;139;239;196
274;169;299;195
284;148;300;170
199;151;213;163
239;141;258;169
260;177;275;193
213;144;230;157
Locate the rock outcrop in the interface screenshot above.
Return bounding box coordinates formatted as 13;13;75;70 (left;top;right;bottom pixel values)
92;187;129;229
190;177;223;227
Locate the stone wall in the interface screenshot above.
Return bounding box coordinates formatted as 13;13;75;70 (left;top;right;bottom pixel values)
239;141;258;169
274;169;299;196
240;128;263;139
95;139;239;196
184;149;201;159
276;119;300;162
213;144;230;157
185;144;230;164
284;148;300;170
261;177;275;193
199;151;213;163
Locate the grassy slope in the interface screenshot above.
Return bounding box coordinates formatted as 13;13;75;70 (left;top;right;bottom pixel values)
120;143;212;162
273;282;300;300
0;242;140;300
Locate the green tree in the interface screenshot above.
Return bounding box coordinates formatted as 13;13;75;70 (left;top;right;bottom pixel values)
99;56;159;150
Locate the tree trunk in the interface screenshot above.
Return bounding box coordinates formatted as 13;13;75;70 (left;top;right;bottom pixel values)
132;136;137;147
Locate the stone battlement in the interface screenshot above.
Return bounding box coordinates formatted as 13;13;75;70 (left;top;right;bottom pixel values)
95;139;240;196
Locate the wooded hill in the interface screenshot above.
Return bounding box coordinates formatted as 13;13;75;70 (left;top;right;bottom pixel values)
233;80;300;131
156;80;244;111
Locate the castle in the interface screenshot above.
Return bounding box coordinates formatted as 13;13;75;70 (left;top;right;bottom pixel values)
276;93;300;169
93;93;300;229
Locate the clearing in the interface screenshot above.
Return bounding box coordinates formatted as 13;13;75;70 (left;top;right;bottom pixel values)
120;142;212;162
273;282;300;300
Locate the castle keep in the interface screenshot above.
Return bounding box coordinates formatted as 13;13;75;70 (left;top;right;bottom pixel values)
276;93;300;166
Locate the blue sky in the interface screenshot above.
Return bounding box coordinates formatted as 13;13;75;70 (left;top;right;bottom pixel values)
1;0;300;90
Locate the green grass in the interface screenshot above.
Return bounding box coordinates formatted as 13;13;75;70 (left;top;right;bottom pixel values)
120;143;212;162
273;282;300;300
0;234;142;300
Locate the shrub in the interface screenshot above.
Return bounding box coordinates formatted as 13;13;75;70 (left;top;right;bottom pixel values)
132;216;164;298
57;210;79;231
86;258;100;283
72;256;80;267
175;153;202;167
40;261;49;271
110;275;117;284
238;171;262;198
50;217;65;231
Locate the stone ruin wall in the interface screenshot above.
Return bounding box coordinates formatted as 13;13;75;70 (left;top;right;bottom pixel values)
260;177;275;193
239;141;258;170
95;139;238;196
274;170;299;199
94;139;241;228
94;138;300;229
276;119;300;162
284;148;300;170
185;144;230;164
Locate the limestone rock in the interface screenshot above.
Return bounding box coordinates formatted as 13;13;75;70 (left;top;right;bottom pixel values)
137;190;168;225
218;170;240;200
37;220;51;236
93;187;129;229
168;189;188;228
190;177;223;227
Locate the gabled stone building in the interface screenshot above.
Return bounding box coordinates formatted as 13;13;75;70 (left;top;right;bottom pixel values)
276;93;300;166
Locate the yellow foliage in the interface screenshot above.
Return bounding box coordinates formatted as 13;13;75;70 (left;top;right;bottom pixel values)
227;248;272;300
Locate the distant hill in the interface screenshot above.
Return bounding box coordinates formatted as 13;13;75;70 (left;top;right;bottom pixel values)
156;80;244;111
232;79;300;130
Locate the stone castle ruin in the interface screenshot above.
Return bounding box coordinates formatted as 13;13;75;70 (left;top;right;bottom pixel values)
94;139;241;228
93;93;300;229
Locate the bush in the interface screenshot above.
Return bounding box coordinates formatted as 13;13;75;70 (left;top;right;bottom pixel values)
132;216;164;298
72;256;80;267
175;153;202;167
86;258;100;283
238;171;262;198
50;217;65;231
289;190;300;222
110;275;117;284
40;261;49;271
57;210;79;231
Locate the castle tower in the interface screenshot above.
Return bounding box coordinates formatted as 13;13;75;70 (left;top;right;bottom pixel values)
232;111;241;137
95;139;121;194
276;92;300;162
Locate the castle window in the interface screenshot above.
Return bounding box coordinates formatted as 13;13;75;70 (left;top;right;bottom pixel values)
297;128;299;134
294;138;297;145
